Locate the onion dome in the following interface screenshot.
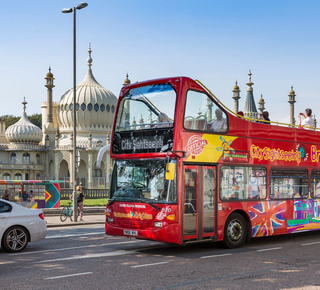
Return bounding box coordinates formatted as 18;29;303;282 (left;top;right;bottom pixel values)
289;85;295;96
5;98;43;144
233;80;240;92
59;135;105;148
288;85;296;104
258;94;264;103
46;67;53;78
123;73;131;86
57;44;117;134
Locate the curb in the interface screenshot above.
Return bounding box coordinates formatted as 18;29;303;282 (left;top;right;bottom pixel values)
43;206;105;216
47;221;105;228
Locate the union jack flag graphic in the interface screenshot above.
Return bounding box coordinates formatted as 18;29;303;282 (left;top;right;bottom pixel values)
248;200;286;237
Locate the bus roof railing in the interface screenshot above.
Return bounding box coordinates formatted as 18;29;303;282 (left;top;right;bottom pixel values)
195;79;319;131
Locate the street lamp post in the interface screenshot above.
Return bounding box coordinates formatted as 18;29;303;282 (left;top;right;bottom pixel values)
62;2;88;222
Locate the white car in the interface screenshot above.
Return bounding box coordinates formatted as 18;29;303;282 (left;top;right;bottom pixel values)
0;198;47;252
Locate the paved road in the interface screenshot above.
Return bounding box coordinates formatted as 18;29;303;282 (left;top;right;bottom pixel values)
2;225;320;289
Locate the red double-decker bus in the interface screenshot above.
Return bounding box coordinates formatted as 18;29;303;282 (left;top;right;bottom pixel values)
105;76;320;248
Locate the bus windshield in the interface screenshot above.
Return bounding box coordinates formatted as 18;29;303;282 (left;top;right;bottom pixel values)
110;159;177;202
115;83;176;132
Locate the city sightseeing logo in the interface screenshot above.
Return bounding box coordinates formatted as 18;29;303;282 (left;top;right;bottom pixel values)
186;135;208;156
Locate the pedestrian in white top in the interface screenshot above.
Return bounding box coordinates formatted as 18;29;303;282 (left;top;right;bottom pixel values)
298;108;314;129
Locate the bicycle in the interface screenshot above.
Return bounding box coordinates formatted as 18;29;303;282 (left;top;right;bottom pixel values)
60;202;80;222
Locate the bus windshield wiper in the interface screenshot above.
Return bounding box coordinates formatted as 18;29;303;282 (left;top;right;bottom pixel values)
135;199;161;210
108;197;119;207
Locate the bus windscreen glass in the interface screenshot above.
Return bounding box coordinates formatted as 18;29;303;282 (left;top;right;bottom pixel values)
112;84;176;154
115;83;176;132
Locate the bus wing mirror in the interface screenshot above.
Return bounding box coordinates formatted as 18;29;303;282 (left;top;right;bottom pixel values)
165;163;175;180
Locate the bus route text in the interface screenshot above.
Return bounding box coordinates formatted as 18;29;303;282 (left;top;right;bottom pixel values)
250;144;301;164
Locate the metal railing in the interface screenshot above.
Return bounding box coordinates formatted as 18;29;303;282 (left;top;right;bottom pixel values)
195;79;318;130
60;188;109;200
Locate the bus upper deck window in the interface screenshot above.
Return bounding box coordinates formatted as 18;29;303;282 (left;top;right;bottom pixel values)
184;90;228;132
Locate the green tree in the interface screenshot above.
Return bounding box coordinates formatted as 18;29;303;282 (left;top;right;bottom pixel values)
29;114;42;129
1;115;19;129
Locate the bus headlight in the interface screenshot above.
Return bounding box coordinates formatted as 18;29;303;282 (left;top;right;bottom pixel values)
154;221;163;228
107;217;114;223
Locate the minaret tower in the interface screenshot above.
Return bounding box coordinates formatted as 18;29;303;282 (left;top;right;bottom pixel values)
232;81;241;113
258;94;265;115
42;67;56;147
243;70;258;119
45;67;55;124
123;73;131;127
288;85;296;126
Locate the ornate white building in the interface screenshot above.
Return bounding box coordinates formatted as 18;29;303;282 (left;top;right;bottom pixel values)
0;46;128;189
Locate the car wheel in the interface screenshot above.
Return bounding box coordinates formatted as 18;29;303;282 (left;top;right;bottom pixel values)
2;226;29;252
223;213;247;249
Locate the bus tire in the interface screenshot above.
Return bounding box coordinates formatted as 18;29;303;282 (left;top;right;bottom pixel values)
224;213;247;249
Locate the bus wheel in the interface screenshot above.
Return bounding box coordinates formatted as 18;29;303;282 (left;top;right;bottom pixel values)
224;213;247;249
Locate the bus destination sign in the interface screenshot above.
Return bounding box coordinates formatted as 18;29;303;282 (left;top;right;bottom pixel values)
112;129;173;154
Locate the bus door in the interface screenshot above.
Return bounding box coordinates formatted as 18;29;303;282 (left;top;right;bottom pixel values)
183;165;216;241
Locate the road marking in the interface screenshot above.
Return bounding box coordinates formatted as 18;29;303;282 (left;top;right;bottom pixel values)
46;232;105;239
33;250;138;264
301;241;320;246
130;262;169;268
11;240;140;256
44;272;93;280
200;253;232;259
256;247;282;252
32;245;162;264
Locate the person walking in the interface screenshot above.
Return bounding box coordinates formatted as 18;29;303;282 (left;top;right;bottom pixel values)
77;183;85;221
28;190;35;208
2;190;9;201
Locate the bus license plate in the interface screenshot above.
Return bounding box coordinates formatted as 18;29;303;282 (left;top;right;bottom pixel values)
124;230;138;236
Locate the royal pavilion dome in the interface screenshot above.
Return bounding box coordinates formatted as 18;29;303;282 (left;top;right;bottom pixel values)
57;45;117;135
5;98;43;144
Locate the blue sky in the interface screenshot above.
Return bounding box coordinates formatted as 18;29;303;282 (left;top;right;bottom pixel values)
1;0;320;124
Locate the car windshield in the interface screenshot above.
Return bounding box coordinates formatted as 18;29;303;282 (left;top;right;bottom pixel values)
110;159;177;202
115;83;176;132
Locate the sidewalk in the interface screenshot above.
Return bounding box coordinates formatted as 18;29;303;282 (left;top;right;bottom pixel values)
45;214;106;228
43;206;106;228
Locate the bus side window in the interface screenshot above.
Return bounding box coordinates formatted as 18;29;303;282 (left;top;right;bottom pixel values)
311;172;320;198
270;169;308;199
220;166;266;201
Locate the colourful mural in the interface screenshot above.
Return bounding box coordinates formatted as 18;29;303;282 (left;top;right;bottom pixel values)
249;200;286;237
248;197;320;236
287;199;320;233
0;180;62;209
44;182;60;209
